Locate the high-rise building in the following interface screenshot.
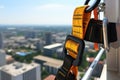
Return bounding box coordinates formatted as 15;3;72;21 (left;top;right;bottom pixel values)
0;33;3;49
0;50;6;67
45;32;52;45
35;40;43;51
43;43;63;57
0;62;41;80
25;31;36;39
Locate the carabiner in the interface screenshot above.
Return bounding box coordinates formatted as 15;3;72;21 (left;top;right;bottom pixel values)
84;0;101;12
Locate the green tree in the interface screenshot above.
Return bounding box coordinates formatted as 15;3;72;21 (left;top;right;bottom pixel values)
25;54;33;63
42;69;50;79
79;52;89;71
13;55;25;62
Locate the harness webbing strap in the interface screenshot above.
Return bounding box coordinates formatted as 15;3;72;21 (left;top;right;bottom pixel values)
69;66;78;77
72;5;91;39
55;6;91;80
65;6;91;78
66;5;91;61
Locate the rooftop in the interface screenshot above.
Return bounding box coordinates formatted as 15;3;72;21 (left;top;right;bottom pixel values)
16;52;32;56
0;49;5;54
44;43;62;49
43;74;55;80
34;55;63;68
0;62;40;76
44;62;62;68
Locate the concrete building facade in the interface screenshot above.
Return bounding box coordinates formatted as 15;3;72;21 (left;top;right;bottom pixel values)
105;0;120;80
0;62;41;80
0;33;3;49
0;50;6;67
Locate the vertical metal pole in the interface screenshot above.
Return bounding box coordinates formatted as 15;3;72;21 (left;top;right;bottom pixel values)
103;17;109;51
81;1;109;80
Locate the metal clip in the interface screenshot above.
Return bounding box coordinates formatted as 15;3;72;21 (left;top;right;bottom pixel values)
98;2;106;12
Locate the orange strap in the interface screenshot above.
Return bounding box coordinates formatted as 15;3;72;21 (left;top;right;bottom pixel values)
93;7;99;51
94;8;98;20
69;66;78;77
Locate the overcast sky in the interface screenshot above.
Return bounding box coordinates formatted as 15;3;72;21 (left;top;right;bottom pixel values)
0;0;87;25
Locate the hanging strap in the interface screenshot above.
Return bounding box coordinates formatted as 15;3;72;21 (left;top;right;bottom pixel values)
55;5;91;80
93;7;99;51
72;5;91;39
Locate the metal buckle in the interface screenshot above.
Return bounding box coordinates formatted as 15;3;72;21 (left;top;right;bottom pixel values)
63;35;85;66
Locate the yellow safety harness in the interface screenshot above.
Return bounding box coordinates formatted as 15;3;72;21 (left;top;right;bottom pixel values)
55;0;117;79
55;5;91;80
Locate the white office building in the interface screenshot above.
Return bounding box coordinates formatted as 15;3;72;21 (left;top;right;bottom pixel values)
0;62;41;80
0;50;6;67
43;43;63;56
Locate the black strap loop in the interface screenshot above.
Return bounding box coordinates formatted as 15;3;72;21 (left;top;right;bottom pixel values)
55;55;74;80
55;35;85;80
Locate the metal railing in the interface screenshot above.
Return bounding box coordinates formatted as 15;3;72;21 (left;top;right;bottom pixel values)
81;17;109;80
